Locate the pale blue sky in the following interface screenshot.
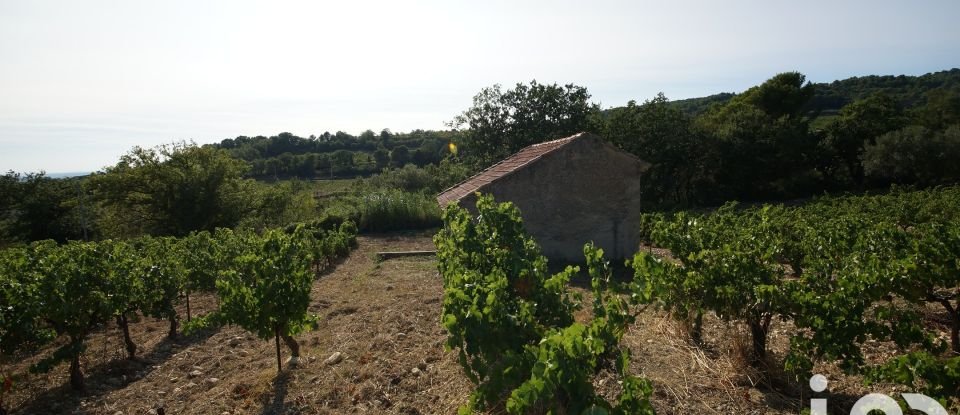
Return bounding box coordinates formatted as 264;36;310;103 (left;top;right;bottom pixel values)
1;0;958;173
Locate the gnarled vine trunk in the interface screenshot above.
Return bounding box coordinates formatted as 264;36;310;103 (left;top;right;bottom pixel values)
116;314;137;358
282;333;300;358
168;315;179;339
748;314;772;366
69;341;84;390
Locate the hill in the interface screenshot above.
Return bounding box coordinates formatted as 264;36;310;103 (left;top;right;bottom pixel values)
669;68;960;116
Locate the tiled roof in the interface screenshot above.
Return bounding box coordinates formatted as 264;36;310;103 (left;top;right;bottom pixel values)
436;132;586;207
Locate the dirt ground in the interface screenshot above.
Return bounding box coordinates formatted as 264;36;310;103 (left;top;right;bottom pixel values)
0;233;947;414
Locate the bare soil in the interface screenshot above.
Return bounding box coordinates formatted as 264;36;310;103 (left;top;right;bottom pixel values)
1;233;952;414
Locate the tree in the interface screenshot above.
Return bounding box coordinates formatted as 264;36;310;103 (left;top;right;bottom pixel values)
913;87;960;130
0;172;89;243
863;125;960;186
390;145;410;167
372;148;390;170
598;93;715;206
696;72;819;200
93;143;253;237
824;93;907;185
379;128;392;146
330;150;354;174
450;80;598;165
298;154;317;178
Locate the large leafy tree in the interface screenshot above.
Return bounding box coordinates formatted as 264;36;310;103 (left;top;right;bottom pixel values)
823;93;908;185
93;142;253;237
913;87;960;130
0;172;90;244
450;80;598;165
697;72;819;200
598;93;717;206
390;145;410;167
863;125;960;186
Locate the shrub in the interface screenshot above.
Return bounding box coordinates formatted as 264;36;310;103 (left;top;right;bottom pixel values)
355;160;472;194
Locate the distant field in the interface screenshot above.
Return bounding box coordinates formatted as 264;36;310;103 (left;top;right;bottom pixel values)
312;178;357;197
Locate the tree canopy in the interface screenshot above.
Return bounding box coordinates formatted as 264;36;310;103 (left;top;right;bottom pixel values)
93;143;253;237
450;80;598;165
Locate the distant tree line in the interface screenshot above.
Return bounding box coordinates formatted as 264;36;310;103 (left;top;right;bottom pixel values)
452;70;960;207
212;129;456;179
671;68;960;118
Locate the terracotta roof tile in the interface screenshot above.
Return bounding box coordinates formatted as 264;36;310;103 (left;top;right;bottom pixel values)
436;132;586;207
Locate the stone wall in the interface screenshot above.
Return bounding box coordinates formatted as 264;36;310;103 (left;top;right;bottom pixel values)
458;135;648;262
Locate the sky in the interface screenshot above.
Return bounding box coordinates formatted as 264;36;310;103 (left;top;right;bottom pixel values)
1;0;958;173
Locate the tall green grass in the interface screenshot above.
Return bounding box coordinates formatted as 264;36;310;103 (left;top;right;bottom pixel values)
356;189;441;232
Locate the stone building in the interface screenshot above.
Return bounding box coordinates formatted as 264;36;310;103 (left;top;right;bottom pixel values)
436;132;650;262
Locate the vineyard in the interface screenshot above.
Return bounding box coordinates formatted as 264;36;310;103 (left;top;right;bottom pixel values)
634;186;960;404
436;188;960;413
0;220;357;411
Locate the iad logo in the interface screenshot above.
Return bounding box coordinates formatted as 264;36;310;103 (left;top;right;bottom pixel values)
809;374;947;415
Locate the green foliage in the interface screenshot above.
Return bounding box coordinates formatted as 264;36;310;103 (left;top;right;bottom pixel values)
0;216;359;390
633;186;960;403
355;161;472;194
213;228;315;337
436;195;653;414
597;94;715;207
239;179;319;230
632;205;786;360
218;130;458;179
93;142;252;237
135;236;187;338
373;148;390;170
356;190;441;232
822;93;908;185
594;69;960;206
0;172;92;244
29;240;117;389
912;87;960;130
0;245;55;355
695;72;819;200
451;80;598;166
180;231;218;295
863;125;960;186
198;224;356;371
507;244;654;415
390;145;410;168
867;352;960;401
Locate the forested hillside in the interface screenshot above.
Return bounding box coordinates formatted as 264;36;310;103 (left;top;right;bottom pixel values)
670;68;960;117
211;130;456;179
